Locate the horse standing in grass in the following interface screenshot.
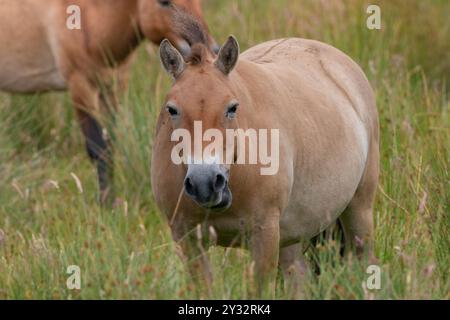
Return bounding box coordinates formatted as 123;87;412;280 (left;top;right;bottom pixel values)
0;0;218;203
152;30;379;296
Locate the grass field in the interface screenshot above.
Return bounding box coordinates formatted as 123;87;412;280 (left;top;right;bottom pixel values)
0;0;448;299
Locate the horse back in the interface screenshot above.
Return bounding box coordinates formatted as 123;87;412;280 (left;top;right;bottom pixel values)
241;38;378;134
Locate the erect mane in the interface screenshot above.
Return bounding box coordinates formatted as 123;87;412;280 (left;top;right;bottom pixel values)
186;43;210;65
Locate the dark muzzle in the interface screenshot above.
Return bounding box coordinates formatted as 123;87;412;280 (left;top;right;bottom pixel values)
184;164;232;211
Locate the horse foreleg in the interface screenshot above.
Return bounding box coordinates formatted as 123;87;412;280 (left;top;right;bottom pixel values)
251;209;280;298
172;223;213;297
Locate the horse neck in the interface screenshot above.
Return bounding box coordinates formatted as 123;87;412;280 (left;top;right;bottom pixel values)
82;0;142;65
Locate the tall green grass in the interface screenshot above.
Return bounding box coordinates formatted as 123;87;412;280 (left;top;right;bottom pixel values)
0;0;448;299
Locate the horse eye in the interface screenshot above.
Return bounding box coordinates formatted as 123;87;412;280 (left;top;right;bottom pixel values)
166;105;179;118
226;103;239;119
158;0;171;7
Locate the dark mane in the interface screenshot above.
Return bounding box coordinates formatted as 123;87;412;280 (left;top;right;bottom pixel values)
186;43;210;65
173;7;210;48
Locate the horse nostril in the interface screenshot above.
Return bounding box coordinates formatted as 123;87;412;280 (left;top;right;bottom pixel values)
213;173;226;192
184;177;195;196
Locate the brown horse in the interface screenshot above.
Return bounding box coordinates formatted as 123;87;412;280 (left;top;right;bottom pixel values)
0;0;217;203
152;28;379;296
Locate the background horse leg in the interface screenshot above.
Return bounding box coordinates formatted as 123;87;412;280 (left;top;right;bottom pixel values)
68;72;114;205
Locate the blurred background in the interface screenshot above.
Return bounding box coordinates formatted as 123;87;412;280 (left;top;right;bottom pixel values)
0;0;448;299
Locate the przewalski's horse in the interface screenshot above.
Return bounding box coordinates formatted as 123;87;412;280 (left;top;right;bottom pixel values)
0;0;218;203
152;33;379;296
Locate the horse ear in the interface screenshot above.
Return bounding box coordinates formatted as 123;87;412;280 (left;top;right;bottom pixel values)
160;39;186;80
215;35;240;75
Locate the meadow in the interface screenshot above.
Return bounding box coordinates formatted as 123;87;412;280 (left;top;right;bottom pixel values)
0;0;448;299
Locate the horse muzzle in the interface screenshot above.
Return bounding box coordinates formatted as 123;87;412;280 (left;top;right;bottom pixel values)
184;163;232;211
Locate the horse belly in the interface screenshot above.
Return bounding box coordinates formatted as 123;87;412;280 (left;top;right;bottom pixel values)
280;113;369;244
280;169;363;245
0;62;66;93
